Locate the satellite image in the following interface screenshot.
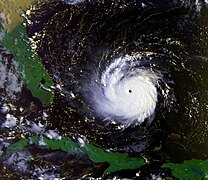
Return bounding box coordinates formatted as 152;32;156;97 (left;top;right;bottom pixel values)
0;0;208;179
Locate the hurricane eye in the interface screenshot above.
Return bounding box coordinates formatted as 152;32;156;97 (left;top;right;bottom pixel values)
128;90;132;93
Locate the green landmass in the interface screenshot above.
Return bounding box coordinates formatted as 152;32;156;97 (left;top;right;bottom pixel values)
85;143;147;174
1;24;54;106
162;159;208;179
6;136;147;174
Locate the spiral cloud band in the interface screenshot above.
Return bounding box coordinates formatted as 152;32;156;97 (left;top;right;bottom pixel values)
91;54;159;126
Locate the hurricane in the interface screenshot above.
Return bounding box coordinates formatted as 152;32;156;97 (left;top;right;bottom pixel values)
89;54;162;126
24;0;208;156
